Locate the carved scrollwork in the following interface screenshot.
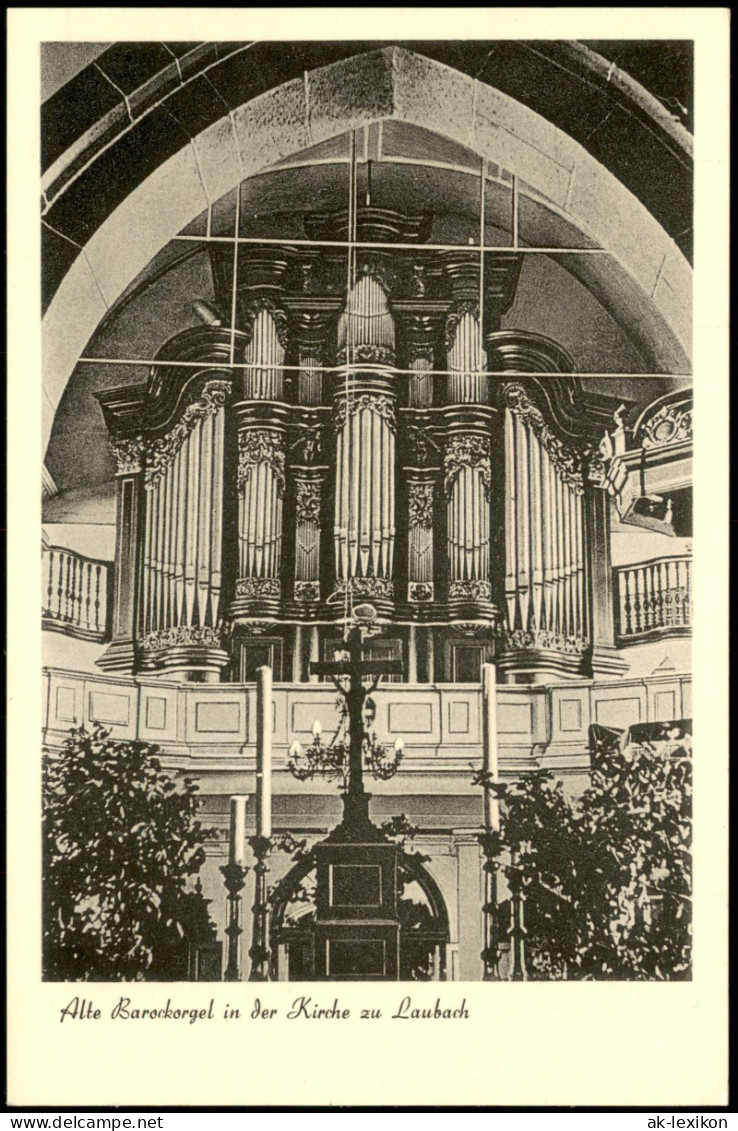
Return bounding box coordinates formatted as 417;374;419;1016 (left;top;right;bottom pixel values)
443;435;492;499
409;344;435;365
445;301;479;353
235;578;282;599
143;379;231;489
333;577;395;601
357;258;397;295
240;620;273;635
335;343;396;367
406;424;441;468
291;423;323;465
407;481;435;528
333;392;397;434
410;264;427;298
582;443;608;486
295;480;322;523
449;579;492;601
502;627;588;655
294;580;321;603
237;430;286;497
139;625;223;653
640;403;693;449
408;582;434;603
243;297;289;351
503;384;584;491
110;436;144;476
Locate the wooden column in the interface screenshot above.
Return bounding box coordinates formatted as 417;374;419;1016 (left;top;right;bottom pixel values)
584;481;630;677
308;625;320;683
406;320;435;408
293;470;323;606
407;625;418;684
407;472;435;603
292;309;331;407
291;624;303;682
97;439;144;672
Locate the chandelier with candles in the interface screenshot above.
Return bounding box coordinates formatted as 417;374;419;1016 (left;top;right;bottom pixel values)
288;712;404;789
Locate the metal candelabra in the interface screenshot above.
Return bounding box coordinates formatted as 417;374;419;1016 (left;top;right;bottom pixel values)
248;834;272;981
220;860;248;981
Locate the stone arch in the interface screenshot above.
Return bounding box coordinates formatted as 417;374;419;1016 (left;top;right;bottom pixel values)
43;46;692;455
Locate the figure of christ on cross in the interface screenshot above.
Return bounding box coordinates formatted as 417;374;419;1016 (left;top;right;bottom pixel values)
310;624;403;834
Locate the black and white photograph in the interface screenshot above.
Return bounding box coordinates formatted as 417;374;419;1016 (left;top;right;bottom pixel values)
7;7;728;1111
39;33;695;984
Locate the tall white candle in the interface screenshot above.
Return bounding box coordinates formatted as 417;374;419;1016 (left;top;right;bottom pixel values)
481;663;500;832
229;795;248;866
256;665;273;838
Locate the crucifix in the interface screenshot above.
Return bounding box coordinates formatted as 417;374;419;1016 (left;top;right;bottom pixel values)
305;617;406;978
309;621;403;834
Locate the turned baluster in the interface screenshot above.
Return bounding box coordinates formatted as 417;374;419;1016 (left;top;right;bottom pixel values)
46;550;55;618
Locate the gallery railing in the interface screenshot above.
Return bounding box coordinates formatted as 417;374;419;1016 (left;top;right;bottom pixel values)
613;554;691;644
42;546;113;642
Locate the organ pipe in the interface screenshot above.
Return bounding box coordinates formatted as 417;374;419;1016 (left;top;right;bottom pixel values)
447;309;486;404
333;273;397;587
334;397;396;581
140;393;227;638
502;396;587;646
445;434;491;596
237;427;285;589
244;305;285;400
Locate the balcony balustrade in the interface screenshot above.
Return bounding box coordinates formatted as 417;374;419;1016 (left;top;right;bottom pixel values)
614;554;691;645
42;546;113;642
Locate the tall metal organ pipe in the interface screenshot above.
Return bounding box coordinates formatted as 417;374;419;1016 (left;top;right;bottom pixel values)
139;398;227;636
333;272;397;587
243;306;285;400
447;310;486;404
502;396;586;645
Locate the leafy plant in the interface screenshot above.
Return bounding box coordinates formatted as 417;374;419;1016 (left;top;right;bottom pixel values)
43;725;215;981
473;732;692;980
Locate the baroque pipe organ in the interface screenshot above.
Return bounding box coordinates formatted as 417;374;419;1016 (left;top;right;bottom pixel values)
97;207;609;685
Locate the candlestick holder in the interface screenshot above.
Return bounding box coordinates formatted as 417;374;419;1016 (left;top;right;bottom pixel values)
478;830;501;981
507;853;529;982
220;860;248;982
248;834;273;981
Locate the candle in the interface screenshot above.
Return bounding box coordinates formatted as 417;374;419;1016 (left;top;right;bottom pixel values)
481;663;500;832
256;665;273;838
229;795;248;866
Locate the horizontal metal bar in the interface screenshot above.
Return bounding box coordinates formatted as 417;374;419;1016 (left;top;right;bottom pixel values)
77;356;692;379
310;660;404;676
173;232;608;254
